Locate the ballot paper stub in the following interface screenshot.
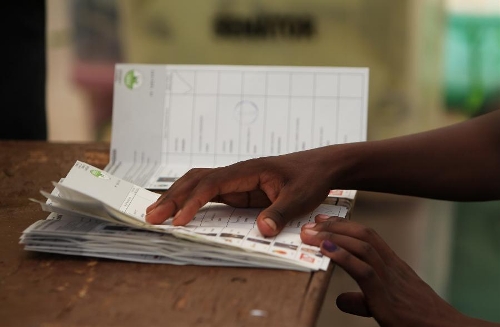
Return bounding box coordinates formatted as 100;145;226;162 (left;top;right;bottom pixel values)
23;160;353;272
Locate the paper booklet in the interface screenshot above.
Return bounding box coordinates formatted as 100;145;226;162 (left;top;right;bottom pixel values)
22;64;367;271
106;64;368;189
22;161;356;272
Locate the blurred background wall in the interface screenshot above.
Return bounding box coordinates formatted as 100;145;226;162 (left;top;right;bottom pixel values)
45;0;500;326
442;1;500;323
49;0;454;142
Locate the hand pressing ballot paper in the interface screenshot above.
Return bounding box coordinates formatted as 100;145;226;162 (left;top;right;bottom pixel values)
22;161;355;271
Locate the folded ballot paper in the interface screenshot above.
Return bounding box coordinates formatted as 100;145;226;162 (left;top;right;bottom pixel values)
22;161;355;272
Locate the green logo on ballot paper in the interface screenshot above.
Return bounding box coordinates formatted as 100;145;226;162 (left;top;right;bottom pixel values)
90;169;110;180
124;69;142;90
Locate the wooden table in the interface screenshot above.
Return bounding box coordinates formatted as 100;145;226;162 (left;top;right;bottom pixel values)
0;141;334;327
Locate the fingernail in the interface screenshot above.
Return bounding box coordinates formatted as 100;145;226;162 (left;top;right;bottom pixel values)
303;223;316;229
303;229;318;236
316;214;329;221
263;218;277;232
146;206;156;215
322;240;338;252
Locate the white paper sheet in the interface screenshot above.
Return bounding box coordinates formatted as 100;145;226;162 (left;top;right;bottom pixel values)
106;64;368;189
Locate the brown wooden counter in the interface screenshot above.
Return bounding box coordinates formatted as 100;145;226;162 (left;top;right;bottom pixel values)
0;141;333;327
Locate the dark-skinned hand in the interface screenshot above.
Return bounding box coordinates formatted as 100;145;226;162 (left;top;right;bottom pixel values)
145;147;342;236
300;215;498;327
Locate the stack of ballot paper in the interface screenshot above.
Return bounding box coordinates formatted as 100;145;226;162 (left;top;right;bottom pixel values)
22;64;365;271
21;161;355;272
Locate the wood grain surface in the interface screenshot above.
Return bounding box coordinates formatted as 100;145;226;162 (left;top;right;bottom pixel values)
0;141;333;327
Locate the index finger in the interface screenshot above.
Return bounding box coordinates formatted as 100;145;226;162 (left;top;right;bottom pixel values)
312;217;398;264
171;164;273;226
146;168;213;224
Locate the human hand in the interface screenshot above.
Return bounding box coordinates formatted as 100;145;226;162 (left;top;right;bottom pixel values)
145;147;340;236
300;216;479;327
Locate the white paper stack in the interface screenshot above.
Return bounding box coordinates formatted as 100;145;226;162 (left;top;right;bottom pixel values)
21;161;355;272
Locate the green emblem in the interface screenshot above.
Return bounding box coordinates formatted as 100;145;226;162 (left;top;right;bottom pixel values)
90;169;109;179
124;70;142;89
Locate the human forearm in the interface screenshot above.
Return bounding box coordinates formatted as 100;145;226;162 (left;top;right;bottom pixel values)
147;111;500;234
329;110;500;201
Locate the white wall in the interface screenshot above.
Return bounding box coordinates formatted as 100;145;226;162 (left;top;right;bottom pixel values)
446;0;500;15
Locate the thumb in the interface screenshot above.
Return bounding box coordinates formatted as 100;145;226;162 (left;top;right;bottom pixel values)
336;292;372;317
256;205;288;237
256;189;315;237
